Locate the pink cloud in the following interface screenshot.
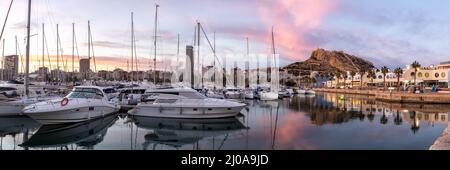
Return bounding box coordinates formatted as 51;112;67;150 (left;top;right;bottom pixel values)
257;0;339;61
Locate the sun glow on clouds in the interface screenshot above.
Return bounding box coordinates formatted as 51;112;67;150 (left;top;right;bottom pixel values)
257;0;339;61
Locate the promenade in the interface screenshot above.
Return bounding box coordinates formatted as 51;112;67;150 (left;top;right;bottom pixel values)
315;88;450;104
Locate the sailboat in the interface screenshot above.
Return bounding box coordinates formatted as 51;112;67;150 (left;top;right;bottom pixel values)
259;28;279;101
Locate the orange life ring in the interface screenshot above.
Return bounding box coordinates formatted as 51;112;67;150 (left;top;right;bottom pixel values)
61;98;69;106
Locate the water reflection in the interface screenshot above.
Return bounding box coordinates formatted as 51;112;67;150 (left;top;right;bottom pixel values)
129;116;248;150
0;116;40;150
292;93;449;133
20;114;118;150
0;92;449;150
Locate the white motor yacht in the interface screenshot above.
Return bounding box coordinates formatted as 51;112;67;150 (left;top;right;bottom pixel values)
22;86;120;125
259;91;278;101
243;89;255;99
296;89;306;94
129;88;246;119
224;88;242;99
205;90;225;99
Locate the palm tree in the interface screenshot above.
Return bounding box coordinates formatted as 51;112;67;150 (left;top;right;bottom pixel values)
367;69;376;87
411;61;421;86
350;71;356;88
394;67;403;91
359;68;367;88
342;74;348;88
335;72;341;88
381;66;389;90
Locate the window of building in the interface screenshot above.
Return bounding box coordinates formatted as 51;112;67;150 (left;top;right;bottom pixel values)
418;72;423;78
435;73;440;78
425;73;430;78
442;72;446;78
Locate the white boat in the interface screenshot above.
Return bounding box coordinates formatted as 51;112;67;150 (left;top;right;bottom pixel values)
296;89;306;94
224;88;242;99
23;86;120;125
259;91;278;101
244;89;255;99
205;90;225;99
129;88;246;119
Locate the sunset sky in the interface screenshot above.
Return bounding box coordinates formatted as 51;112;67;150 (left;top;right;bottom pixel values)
1;0;450;72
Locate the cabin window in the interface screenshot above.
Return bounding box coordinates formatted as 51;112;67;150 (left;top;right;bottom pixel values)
208;108;213;111
89;107;94;111
193;108;198;111
227;108;232;110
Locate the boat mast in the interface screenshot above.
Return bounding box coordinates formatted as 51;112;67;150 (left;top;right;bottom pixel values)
213;32;216;90
246;37;249;89
0;0;14;42
130;12;134;81
42;23;44;69
153;4;159;84
177;33;180;82
56;24;60;83
87;20;90;80
197;22;201;89
72;23;75;83
24;0;31;97
1;38;3;80
271;27;278;90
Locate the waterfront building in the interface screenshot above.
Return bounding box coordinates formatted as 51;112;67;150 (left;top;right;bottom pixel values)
2;55;19;80
324;61;450;88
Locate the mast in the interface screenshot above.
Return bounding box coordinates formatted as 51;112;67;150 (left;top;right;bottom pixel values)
72;23;75;82
130;12;134;81
24;0;31;97
213;32;216;90
197;22;201;89
153;4;159;84
56;24;60;82
1;38;4;80
246;37;249;89
0;0;14;42
87;20;91;80
42;23;44;68
271;27;278;90
177;33;180;82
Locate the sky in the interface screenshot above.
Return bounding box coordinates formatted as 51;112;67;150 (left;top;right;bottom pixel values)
1;0;450;72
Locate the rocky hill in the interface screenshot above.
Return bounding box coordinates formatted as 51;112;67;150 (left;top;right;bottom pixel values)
282;48;375;77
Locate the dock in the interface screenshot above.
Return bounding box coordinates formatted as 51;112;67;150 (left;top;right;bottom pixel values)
430;123;450;150
315;88;450;104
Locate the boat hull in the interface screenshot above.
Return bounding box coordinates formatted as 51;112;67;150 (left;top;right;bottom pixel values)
259;92;278;101
129;105;245;119
25;106;118;125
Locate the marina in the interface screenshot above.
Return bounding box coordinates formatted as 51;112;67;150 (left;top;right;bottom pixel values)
0;0;450;153
1;92;449;150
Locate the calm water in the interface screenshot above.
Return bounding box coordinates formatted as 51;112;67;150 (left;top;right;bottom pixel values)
1;93;449;150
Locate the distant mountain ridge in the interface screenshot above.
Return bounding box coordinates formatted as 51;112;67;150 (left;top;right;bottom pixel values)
282;48;375;76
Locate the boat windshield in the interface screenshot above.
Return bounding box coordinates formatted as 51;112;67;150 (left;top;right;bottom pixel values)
67;88;104;99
